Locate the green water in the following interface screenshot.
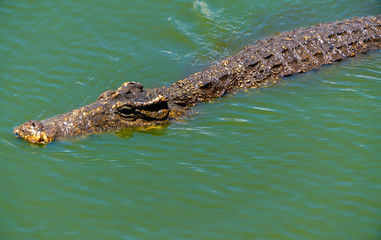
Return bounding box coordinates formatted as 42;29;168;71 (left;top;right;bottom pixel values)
1;0;381;239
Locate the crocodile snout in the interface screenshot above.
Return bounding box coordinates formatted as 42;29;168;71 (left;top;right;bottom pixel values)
13;120;52;144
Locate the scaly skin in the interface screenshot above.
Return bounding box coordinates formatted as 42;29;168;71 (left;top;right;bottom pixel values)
14;15;381;144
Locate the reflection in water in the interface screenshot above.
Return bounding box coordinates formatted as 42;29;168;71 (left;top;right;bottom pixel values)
115;124;169;139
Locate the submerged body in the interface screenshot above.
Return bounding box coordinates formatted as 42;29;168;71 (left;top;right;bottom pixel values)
14;15;381;144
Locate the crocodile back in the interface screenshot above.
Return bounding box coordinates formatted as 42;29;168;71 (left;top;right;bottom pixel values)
232;15;381;88
165;15;380;110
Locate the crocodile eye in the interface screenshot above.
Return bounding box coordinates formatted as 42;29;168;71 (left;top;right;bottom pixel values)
115;95;169;121
115;106;137;120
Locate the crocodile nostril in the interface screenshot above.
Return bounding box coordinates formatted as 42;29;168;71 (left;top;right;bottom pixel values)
27;120;44;131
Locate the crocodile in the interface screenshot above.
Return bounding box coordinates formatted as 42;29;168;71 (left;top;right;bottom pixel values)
14;15;381;144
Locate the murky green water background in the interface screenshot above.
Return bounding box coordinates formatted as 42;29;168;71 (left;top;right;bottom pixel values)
1;0;381;239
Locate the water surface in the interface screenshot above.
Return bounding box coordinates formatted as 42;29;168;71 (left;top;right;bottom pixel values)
1;0;381;239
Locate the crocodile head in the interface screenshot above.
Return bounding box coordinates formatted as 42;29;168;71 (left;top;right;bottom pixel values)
13;82;169;144
98;82;169;121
